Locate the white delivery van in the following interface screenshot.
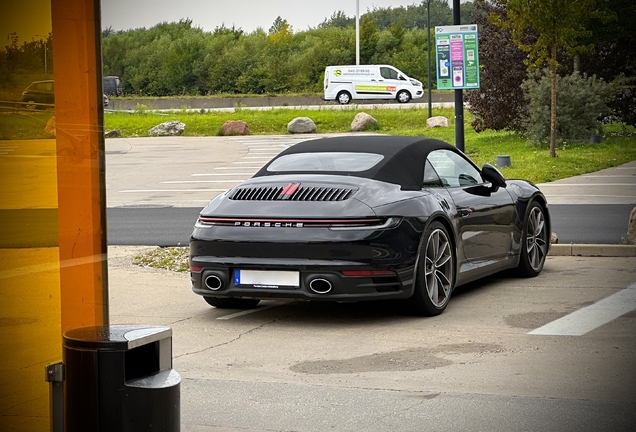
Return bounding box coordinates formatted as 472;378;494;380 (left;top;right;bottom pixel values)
324;64;423;104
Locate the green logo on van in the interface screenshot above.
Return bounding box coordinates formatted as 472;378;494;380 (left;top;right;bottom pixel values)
333;69;342;77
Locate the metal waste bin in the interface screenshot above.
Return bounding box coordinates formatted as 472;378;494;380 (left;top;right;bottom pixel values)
63;325;180;432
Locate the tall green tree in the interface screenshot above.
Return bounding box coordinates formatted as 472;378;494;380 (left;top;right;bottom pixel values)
269;16;289;35
319;11;354;28
359;16;379;64
492;0;611;157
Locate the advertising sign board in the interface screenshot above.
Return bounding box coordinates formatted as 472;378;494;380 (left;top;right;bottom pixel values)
435;25;480;90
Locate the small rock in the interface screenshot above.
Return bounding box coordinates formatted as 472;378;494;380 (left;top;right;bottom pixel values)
220;120;249;136
148;120;185;136
351;112;378;132
627;207;636;244
426;116;450;128
550;232;559;244
105;129;121;138
287;117;316;134
44;116;56;137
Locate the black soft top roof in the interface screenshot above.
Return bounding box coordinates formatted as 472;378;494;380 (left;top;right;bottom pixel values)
254;136;462;190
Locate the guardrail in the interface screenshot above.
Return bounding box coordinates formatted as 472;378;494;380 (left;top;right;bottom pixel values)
0;100;55;112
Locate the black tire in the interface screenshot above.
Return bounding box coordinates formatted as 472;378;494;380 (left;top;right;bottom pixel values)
203;297;261;309
396;90;411;103
407;221;455;316
337;91;352;105
517;202;548;277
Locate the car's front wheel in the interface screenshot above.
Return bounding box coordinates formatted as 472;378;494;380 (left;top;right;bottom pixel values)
396;90;411;103
517;202;548;277
204;297;261;309
408;221;455;316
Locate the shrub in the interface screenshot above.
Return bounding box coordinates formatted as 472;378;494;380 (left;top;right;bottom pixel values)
465;1;534;133
521;71;613;144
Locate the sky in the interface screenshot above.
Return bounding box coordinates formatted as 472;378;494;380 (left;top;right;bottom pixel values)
101;0;434;33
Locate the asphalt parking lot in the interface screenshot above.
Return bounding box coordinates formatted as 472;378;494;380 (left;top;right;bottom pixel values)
109;248;636;431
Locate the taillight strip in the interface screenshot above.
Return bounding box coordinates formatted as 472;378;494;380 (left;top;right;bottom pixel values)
199;217;383;224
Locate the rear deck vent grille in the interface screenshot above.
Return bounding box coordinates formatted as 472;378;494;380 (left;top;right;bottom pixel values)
230;186;355;201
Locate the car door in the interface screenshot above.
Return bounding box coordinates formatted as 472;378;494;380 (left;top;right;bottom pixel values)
425;150;515;263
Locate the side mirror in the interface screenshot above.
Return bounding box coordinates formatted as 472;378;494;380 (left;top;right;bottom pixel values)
481;163;506;191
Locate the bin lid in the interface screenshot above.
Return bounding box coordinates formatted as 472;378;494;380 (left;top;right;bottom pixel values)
63;325;172;350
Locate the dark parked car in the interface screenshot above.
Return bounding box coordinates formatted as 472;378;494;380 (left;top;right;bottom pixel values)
103;75;122;96
20;80;109;110
20;80;54;109
190;136;550;316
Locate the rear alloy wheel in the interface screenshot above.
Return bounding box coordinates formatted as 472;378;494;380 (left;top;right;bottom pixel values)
337;91;352;105
25;101;37;110
517;202;548;277
204;297;261;309
409;221;454;316
396;90;411;103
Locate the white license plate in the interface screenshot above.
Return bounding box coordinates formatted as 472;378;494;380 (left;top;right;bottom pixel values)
233;270;299;288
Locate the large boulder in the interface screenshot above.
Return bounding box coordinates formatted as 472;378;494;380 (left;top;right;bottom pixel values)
148;120;186;136
351;112;378;132
220;120;250;136
550;232;559;244
44;116;56;137
287;117;316;134
426;116;451;128
105;129;121;138
628;207;636;244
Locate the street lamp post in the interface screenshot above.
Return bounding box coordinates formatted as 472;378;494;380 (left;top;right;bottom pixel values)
356;0;360;65
452;0;465;152
35;34;47;74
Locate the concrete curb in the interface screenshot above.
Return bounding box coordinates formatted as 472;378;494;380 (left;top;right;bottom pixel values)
549;244;636;257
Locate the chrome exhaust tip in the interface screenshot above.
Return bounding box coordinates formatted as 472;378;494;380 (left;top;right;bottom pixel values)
309;278;332;294
204;274;223;290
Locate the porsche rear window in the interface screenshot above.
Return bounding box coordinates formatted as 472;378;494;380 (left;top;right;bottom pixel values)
267;152;384;172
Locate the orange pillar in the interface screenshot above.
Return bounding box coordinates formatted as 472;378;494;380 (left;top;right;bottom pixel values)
52;0;108;332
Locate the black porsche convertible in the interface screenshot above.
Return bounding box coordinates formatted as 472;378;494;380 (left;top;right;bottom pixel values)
189;136;550;316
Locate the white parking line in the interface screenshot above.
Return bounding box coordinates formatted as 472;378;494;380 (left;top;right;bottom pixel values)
217;302;288;320
542;195;636;199
537;183;636;186
119;189;228;192
529;283;636;336
215;167;258;170
192;173;255;176
161;180;242;184
232;161;267;163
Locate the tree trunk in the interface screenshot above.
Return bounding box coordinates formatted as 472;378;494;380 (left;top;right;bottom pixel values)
549;44;557;158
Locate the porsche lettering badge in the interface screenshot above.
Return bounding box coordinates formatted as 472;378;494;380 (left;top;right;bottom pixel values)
234;221;304;228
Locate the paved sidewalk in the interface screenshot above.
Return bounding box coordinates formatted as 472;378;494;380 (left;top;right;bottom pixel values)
536;160;636;205
536;160;636;256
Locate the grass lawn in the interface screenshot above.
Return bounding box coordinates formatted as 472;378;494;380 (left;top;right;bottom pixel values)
102;106;636;184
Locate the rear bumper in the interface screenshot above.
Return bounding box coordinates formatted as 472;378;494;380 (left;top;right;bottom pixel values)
189;219;423;302
189;258;416;302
